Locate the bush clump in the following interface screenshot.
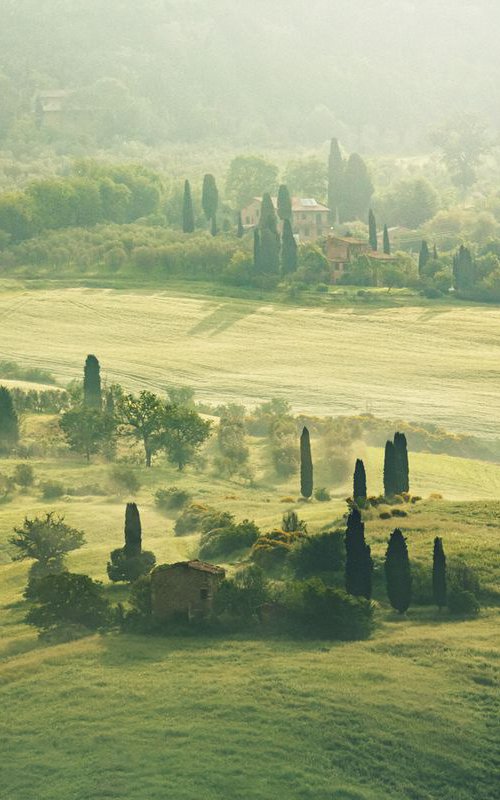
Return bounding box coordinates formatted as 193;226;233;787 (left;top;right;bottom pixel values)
251;529;307;570
290;531;345;578
314;487;331;502
283;578;374;640
155;486;191;513
25;572;111;634
13;463;35;488
110;465;142;495
199;519;260;561
174;502;210;536
107;548;156;583
40;480;65;500
448;589;480;617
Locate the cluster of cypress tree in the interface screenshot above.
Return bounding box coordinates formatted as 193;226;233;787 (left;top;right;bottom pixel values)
252;188;297;277
453;245;475;291
183;174;221;236
345;507;373;600
383;432;409;497
327;139;374;223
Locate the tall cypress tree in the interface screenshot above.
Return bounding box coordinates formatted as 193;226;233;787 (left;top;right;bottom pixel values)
210;216;218;237
433;243;438;260
0;385;19;452
300;427;313;499
277;184;292;222
432;537;447;610
453;245;475;291
182;179;195;234
237;212;244;238
368;209;378;251
345;507;373;600
124;503;142;558
383;440;398;498
353;459;367;502
202;174;219;228
259;193;280;274
281;218;298;274
83;355;102;409
328;137;344;224
385;529;412;614
393;432;409;494
383;224;391;255
418;241;430;276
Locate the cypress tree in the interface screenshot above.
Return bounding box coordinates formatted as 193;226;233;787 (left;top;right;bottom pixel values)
201;174;219;227
210;216;218;237
124;503;142;558
345;507;373;600
281;218;298;274
277;184;292;222
385;529;412;614
83;355;102;409
368;209;378;251
259;193;278;236
182;180;195;234
237;212;244;238
453;245;475;291
432;537;447;610
300;427;313;500
259;193;280;274
433;243;438;260
418;241;430;276
328;137;344;224
353;459;367;502
383;440;398;498
253;228;261;272
383;224;391;255
0;385;19;451
393;432;409;494
105;390;115;416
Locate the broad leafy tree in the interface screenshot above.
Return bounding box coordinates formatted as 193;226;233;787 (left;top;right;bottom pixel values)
161;405;211;470
10;512;85;581
60;406;115;462
118;391;164;467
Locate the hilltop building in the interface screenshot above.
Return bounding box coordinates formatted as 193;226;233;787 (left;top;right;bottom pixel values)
151;560;226;622
326;234;397;284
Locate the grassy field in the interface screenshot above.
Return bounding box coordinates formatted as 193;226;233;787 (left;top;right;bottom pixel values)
0;436;499;799
0;285;499;799
1;285;500;437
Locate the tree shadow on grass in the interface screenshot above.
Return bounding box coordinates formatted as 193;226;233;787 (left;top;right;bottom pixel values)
188;302;259;337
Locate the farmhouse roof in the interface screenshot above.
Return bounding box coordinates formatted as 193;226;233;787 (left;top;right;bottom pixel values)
329;235;368;245
155;560;225;575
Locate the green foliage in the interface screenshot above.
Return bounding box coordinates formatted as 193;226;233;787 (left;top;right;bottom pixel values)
182;180;195;234
83;355;102;409
154;487;191;513
447;589;480;617
109;465;142;495
13;463;35;488
0;386;19;453
251;529;307;570
201;174;219;225
328;138;344;224
453;245;475;292
162;405;211;470
393;432;410;494
107;548;156;584
432;537;447;609
383;224;391;255
431;113;491;190
25;572;111;632
300;427;313;499
284;158;327;200
353;459;367;501
385;529;412;614
383;440;398;497
214;565;269;622
174;502;210;536
345;508;373;600
294;579;374;640
340;154;374;222
118;390;164;467
60;406;115;462
10;512;85;579
290;531;345;578
281;219;298;275
277;185;292;221
282;510;307;534
215;406;250;479
314;487;331;502
0;360;56;385
368;209;378;251
226;157;278;209
199;519;260;561
40;480;65;501
124;503;142;558
376;179;439;229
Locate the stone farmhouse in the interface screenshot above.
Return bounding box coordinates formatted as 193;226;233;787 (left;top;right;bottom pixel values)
241;197;330;242
151;560;226;622
326;234;397;284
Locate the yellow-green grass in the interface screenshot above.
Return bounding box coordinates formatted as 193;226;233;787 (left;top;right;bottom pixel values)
0;444;499;798
1;287;500;437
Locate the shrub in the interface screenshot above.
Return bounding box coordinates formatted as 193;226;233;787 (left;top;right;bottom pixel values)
410;561;433;605
282;510;307;533
13;463;35;488
449;561;480;597
379;511;392;520
200;510;235;535
294;579;374;640
199;519;260;561
25;572;111;632
251;529;306;570
448;589;480;617
110;465;142;495
154;486;191;512
214;565;269;622
314;487;331;502
290;531;345;578
174;502;210;536
40;480;65;500
107;548;156;583
391;508;408;518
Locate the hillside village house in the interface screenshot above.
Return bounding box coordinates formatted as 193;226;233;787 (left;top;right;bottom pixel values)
151;560;226;622
326;234;397;284
242;197;330;242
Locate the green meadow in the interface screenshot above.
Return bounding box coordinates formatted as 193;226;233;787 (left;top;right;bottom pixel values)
0;286;499;799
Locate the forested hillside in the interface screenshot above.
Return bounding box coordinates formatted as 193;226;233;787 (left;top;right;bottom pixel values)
0;0;498;150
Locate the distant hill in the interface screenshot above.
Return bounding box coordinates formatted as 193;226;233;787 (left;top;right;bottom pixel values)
0;0;498;150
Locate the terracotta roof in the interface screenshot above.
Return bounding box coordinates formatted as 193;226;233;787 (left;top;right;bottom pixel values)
155;560;225;575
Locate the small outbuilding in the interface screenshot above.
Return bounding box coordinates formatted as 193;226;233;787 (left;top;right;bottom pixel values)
151;560;226;622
